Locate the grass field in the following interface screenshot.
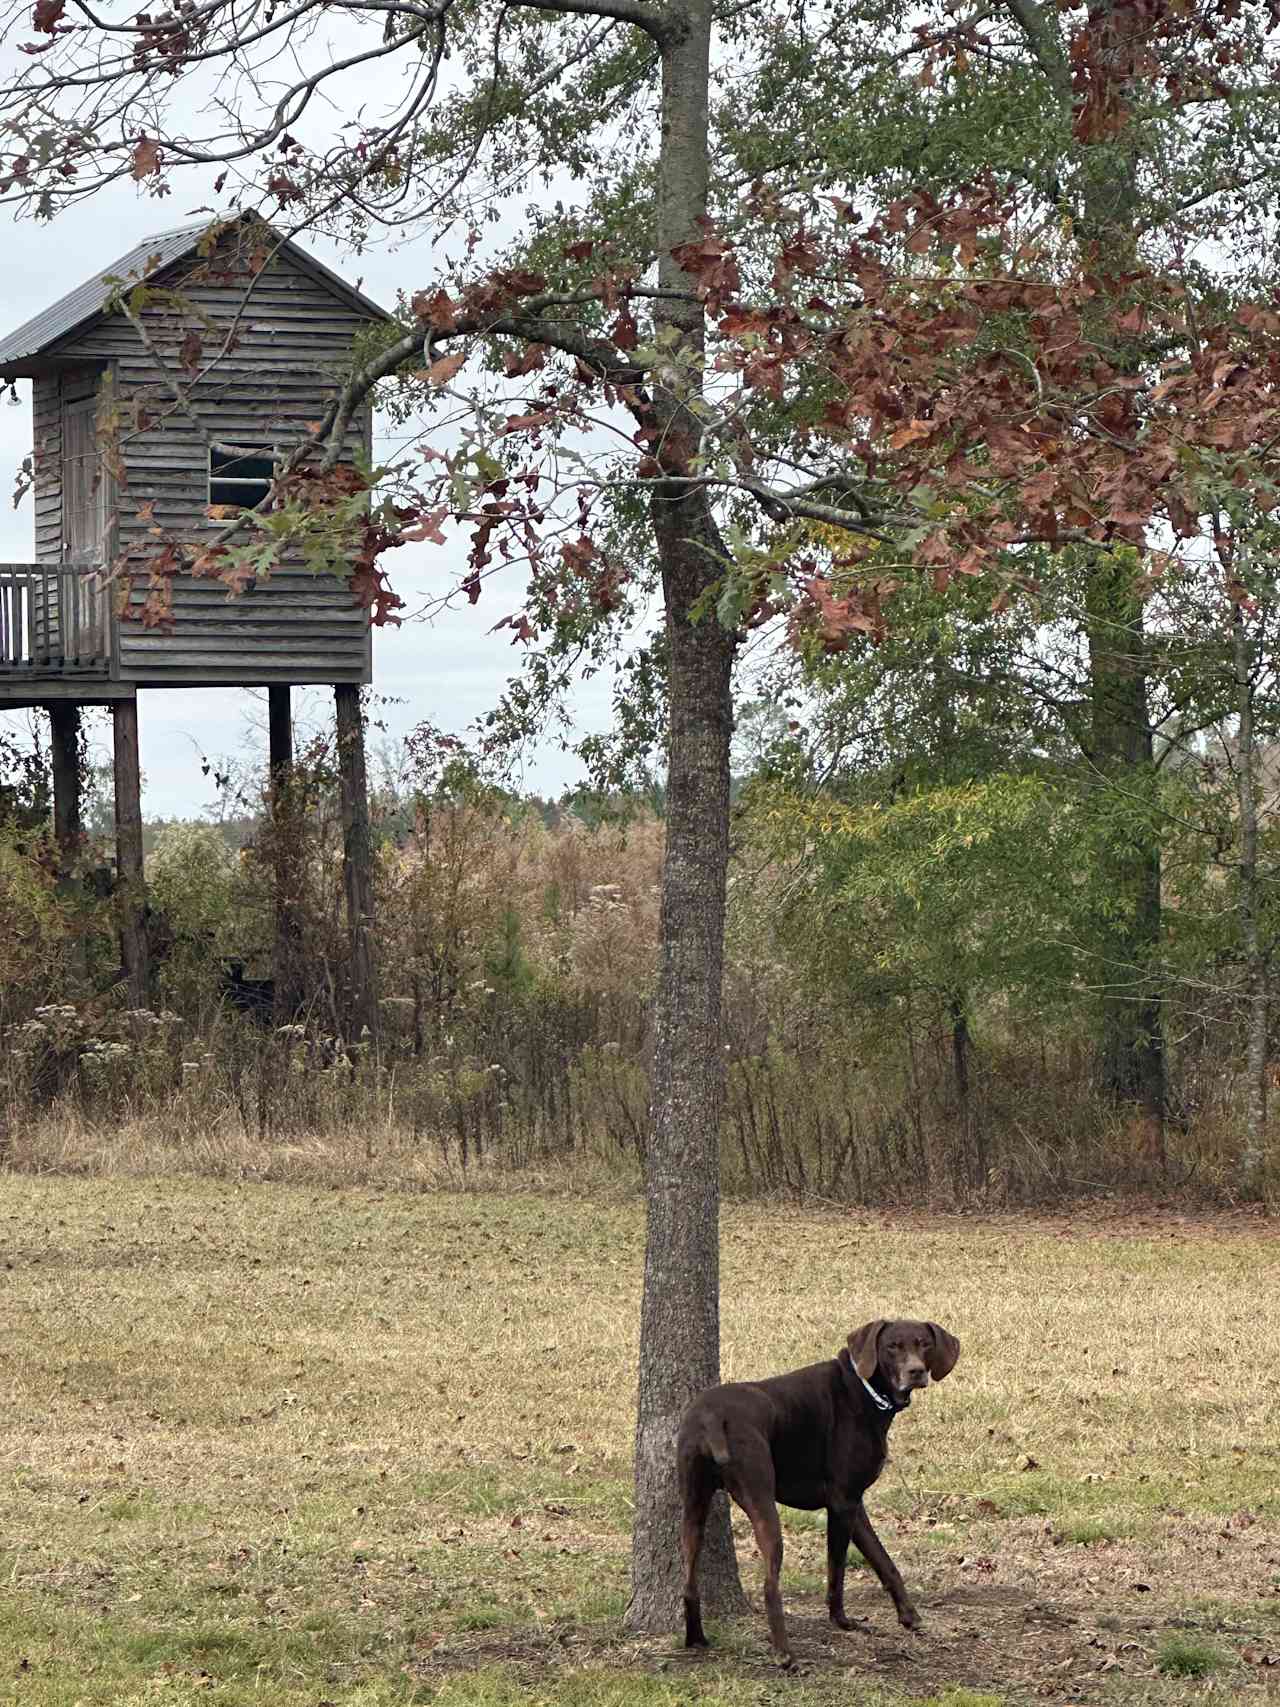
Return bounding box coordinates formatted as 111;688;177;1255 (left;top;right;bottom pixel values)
2;1176;1280;1707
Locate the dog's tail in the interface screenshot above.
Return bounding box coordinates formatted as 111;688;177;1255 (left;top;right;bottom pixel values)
704;1415;731;1467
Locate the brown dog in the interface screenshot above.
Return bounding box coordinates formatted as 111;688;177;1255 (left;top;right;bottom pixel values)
677;1319;960;1663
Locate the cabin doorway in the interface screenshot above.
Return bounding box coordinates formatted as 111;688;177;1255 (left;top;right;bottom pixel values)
48;393;111;664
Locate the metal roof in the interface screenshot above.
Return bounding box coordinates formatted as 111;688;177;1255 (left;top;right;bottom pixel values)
0;213;391;376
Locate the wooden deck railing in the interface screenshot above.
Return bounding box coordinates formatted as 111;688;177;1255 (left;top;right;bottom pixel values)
0;563;110;673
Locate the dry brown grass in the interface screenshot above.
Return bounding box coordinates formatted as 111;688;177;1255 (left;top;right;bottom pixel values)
2;1177;1280;1706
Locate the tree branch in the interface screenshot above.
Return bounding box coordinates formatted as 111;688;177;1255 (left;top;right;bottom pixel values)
505;0;671;44
998;0;1071;106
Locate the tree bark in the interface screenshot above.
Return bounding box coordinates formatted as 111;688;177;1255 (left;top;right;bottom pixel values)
625;0;747;1636
1085;556;1165;1163
112;698;149;1007
335;684;378;1043
1232;603;1268;1185
627;488;746;1634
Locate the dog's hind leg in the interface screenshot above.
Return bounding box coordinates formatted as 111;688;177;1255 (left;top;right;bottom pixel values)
680;1475;714;1647
680;1506;711;1647
736;1490;789;1662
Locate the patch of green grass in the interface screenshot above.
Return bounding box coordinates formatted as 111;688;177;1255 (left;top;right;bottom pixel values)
431;1672;732;1707
1155;1633;1224;1677
545;1585;629;1624
919;1692;1004;1707
433;1667;927;1707
781;1508;826;1533
453;1604;522;1632
780;1569;827;1595
101;1494;150;1522
1056;1516;1133;1546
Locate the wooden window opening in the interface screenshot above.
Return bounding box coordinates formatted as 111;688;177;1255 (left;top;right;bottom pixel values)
209;444;275;511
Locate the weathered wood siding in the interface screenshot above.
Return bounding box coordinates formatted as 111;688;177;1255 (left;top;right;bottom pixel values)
32;372;62;568
41;232;377;687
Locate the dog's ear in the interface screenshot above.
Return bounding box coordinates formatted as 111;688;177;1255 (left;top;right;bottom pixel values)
925;1323;960;1380
847;1320;887;1380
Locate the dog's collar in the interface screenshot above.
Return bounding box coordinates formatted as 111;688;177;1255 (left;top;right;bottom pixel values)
859;1374;903;1415
837;1347;906;1417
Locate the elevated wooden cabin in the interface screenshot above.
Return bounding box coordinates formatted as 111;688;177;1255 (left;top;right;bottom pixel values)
0;211;386;697
0;213;389;1019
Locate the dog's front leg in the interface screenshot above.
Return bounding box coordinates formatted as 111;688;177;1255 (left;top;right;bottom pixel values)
826;1508;856;1629
843;1498;919;1630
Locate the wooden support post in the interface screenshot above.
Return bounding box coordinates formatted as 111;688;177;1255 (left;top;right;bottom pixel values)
268;685;300;1024
268;685;293;778
49;700;86;984
112;698;149;1007
48;701;82;870
335;684;377;1043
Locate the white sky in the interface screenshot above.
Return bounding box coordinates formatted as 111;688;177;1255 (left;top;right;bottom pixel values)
0;185;631;816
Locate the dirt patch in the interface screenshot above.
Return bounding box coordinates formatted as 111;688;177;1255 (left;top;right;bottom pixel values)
411;1517;1280;1707
414;1578;1280;1704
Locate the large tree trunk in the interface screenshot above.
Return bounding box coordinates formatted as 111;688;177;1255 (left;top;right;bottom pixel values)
627;488;746;1634
625;0;747;1636
1232;602;1268;1185
1085;554;1166;1163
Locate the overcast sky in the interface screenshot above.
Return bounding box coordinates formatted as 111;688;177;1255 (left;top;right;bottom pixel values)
0;182;637;818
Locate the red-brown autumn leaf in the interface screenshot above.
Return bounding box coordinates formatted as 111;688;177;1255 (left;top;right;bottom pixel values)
496;268;547;298
611;306;639;351
889;418;933;450
178;328;203;374
189;548;228;579
411;288;457;330
772;230;820;291
670;231;742;306
400;507;449;544
419;351;465;387
502;343;546;377
493;612;536;643
499;410;553;436
561;534;598;571
743;350;786;397
131;135;161;179
267;172;303;204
